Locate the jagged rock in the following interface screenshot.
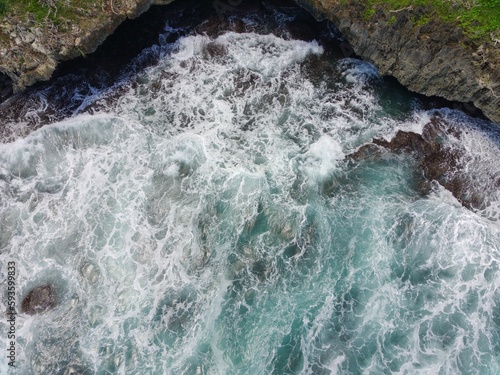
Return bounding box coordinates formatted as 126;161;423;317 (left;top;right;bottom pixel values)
0;0;176;94
21;284;57;315
294;0;500;124
348;117;493;210
347;143;383;161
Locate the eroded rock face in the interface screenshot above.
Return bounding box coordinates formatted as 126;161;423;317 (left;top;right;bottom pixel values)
0;0;175;94
21;284;57;315
294;0;500;124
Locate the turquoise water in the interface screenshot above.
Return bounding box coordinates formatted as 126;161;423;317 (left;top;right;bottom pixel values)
1;13;500;375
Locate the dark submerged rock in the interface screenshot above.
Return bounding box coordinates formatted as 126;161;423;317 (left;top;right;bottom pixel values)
22;284;57;315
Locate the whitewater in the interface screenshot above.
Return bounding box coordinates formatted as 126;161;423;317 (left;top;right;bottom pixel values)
1;5;500;375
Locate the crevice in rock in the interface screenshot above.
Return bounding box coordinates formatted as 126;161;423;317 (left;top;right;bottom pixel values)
0;72;13;104
413;91;489;122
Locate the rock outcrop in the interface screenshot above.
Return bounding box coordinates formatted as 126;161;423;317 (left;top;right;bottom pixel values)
0;0;174;94
21;284;57;314
1;0;499;124
348;115;500;211
295;0;500;124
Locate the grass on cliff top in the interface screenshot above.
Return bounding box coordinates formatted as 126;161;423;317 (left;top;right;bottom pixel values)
0;0;498;43
0;0;104;23
364;0;500;42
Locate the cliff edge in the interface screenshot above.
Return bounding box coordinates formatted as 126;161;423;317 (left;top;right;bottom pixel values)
1;0;499;124
0;0;173;94
296;0;500;123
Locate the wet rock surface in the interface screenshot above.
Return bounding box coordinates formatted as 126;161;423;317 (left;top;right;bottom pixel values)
350;116;500;211
0;0;344;142
21;284;57;315
294;0;500;124
372;119;468;204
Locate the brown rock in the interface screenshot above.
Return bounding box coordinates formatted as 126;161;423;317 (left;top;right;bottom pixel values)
21;284;57;315
367;118;486;209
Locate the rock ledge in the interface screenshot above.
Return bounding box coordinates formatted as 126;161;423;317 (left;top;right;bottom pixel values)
295;0;500;124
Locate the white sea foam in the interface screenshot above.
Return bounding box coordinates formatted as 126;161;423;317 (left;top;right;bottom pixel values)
0;25;499;375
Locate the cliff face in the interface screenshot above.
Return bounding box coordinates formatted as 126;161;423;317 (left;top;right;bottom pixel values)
296;0;500;124
0;0;174;93
1;0;499;124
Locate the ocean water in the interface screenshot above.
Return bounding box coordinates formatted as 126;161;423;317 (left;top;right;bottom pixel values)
1;5;500;375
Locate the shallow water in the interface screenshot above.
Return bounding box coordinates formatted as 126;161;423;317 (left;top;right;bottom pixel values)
1;4;500;375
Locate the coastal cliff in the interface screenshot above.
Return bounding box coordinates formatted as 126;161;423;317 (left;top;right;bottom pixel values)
0;0;174;94
295;0;500;123
0;0;499;123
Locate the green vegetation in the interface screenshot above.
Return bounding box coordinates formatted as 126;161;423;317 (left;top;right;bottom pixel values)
0;0;101;23
0;0;498;44
0;0;59;20
0;0;7;15
364;0;500;41
19;0;56;21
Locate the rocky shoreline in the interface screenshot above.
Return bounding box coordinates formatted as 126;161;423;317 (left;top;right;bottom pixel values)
295;0;500;124
0;0;499;124
0;0;174;97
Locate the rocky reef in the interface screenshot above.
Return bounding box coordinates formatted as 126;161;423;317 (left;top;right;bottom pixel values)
295;0;500;124
349;114;500;212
